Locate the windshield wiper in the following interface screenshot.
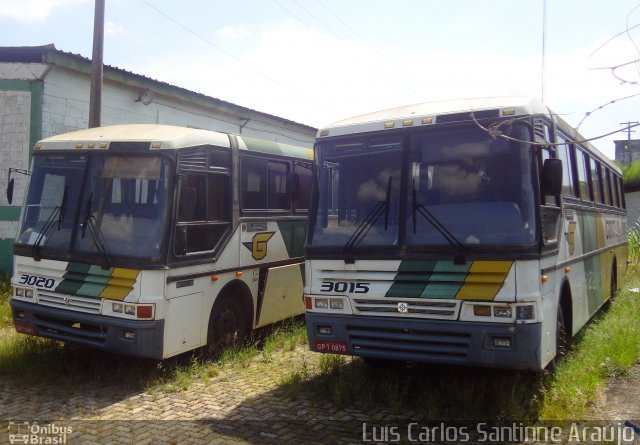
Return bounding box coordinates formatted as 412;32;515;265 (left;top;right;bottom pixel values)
412;180;467;264
342;177;392;262
31;186;68;261
81;192;112;269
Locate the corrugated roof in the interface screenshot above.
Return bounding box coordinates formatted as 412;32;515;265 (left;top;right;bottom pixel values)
0;44;316;135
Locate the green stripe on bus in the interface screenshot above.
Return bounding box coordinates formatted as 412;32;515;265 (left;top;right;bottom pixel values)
420;261;471;299
385;260;437;298
276;220;307;258
242;136;312;159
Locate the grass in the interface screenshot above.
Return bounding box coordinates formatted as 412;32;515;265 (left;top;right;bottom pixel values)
538;272;640;419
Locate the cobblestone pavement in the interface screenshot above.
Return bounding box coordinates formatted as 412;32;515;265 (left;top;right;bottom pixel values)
1;345;639;445
0;346;407;444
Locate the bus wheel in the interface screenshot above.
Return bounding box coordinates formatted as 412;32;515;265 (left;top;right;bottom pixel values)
548;305;568;371
610;263;618;301
205;298;247;360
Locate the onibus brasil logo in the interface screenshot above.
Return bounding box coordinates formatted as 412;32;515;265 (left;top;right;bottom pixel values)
8;421;73;444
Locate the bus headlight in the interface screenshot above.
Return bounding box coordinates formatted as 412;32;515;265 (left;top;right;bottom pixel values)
516;305;535;320
493;306;512;318
307;296;348;312
13;287;33;298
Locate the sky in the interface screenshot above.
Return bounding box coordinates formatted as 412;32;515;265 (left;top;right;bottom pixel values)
1;0;640;159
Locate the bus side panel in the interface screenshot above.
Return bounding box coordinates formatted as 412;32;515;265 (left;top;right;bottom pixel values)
163;292;204;358
255;263;304;328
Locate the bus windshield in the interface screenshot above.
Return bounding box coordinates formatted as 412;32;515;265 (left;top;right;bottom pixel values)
17;153;172;262
310;124;536;249
407;125;536;247
311;136;403;248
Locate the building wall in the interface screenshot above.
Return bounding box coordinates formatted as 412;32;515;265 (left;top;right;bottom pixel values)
626;191;640;227
40;66;313;146
0;74;43;274
0;61;315;274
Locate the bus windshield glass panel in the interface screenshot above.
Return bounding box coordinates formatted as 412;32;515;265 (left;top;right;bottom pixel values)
407;125;535;247
311;123;536;249
17;154;172;260
312;136;402;247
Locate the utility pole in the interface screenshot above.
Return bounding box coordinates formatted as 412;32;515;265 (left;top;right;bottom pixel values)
88;0;105;128
620;121;639;149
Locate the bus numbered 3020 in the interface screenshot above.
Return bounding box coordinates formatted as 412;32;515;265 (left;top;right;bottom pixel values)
7;124;312;359
304;97;627;371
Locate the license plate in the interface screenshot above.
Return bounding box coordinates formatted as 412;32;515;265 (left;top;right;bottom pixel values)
314;340;347;354
14;321;36;336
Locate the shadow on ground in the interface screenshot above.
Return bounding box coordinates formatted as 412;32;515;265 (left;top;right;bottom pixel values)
211;357;545;444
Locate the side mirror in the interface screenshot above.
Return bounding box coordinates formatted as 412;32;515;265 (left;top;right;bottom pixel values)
6;178;14;205
542;158;563;196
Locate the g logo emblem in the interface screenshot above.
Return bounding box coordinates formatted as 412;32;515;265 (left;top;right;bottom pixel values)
397;302;409;313
248;232;275;260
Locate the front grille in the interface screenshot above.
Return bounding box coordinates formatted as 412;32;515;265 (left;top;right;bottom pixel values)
347;325;470;361
37;291;102;314
33;313;107;346
353;298;459;320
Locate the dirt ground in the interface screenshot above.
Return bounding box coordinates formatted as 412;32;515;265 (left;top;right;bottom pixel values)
591;361;640;422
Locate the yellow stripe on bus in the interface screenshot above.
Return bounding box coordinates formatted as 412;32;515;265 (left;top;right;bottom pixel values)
100;268;139;301
455;261;512;301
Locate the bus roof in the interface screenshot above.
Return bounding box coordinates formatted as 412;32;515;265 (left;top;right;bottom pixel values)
317;96;617;172
35;124;313;159
318;97;551;137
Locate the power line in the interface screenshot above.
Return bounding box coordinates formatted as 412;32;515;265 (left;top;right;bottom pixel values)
291;0;341;39
621;121;639;145
138;0;333;114
316;0;426;93
270;0;417;97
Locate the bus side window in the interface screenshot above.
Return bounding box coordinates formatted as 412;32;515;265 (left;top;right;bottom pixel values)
293;162;312;212
557;135;577;198
268;161;290;210
176;172;231;255
242;158;267;211
589;157;603;204
575;147;589;200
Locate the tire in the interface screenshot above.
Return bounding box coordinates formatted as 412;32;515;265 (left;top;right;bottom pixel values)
548;304;568;371
205;297;248;360
610;263;617;301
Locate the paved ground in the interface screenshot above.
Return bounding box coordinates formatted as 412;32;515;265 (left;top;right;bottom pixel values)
0;346;395;444
1;343;639;444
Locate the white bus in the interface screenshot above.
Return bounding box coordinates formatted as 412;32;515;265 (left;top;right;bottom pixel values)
8;124;313;359
304;97;627;371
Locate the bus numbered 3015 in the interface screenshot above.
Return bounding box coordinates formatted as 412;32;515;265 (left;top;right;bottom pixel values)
304;97;627;371
7;124;313;359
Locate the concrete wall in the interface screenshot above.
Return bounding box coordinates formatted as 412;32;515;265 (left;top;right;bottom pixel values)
626;191;640;228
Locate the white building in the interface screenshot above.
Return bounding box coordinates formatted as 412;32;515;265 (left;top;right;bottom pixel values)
0;44;316;273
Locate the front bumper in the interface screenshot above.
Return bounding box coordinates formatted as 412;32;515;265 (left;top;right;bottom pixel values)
306;312;543;370
10;299;165;359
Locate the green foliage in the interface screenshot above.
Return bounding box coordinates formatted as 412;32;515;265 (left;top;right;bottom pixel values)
618;160;640;186
0;274;12;330
628;220;640;266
